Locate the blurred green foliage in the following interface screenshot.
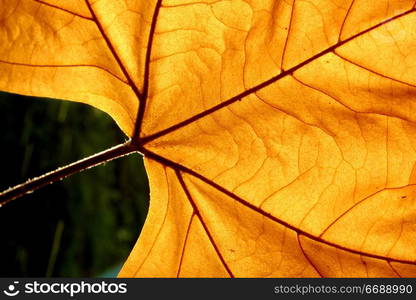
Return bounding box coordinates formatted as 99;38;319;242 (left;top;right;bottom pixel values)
0;92;149;277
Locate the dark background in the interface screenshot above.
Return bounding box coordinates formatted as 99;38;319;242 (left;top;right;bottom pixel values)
0;91;149;277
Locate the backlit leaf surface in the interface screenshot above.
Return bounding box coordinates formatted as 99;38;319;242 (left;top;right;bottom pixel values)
1;0;416;277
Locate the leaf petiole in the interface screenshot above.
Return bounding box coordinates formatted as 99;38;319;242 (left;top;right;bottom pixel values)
0;140;141;207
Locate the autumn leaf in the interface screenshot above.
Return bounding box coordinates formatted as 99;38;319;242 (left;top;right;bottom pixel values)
1;0;416;277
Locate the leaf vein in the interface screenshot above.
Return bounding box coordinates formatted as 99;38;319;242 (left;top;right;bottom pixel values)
175;170;234;277
85;0;143;110
32;0;93;20
297;234;324;277
141;7;415;144
142;148;416;266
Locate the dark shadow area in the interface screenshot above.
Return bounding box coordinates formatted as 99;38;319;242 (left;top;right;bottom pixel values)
0;92;149;277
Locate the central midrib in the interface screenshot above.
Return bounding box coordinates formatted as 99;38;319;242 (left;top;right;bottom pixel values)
139;7;415;145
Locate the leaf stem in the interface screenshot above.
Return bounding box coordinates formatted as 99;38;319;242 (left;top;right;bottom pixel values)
0;140;140;207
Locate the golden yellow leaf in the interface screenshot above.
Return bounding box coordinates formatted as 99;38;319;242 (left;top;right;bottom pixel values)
1;0;416;277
